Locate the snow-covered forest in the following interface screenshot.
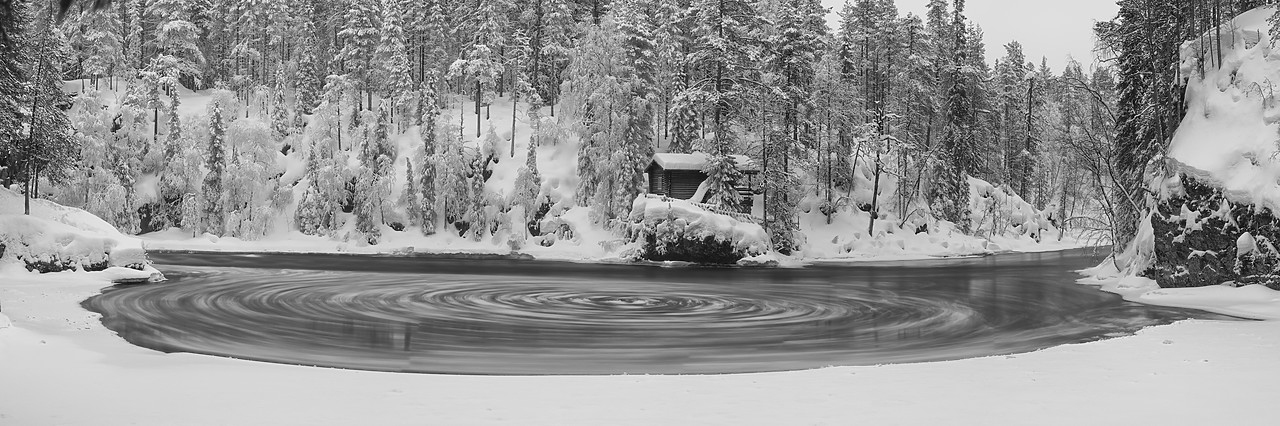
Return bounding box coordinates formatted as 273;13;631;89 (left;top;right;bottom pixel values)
0;0;1261;259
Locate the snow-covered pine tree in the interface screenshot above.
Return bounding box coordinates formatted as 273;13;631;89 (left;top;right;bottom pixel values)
403;0;451;81
353;135;384;244
374;0;413;115
418;77;440;235
681;0;761;209
451;0;511;137
201;100;227;236
352;105;397;243
537;0;575;115
13;7;77;215
562;17;624;211
509;124;543;248
435;126;472;233
609;7;657;220
402;158;422;228
157;88;187;227
893;13;938;221
702;153;744;210
930;0;977;232
1103;0;1191;249
295;40;322;115
661;0;701;154
79;6;124;89
337;0;380;110
466;145;490;241
761;0;825;250
507;28;533;155
270;87;290;141
295;138;330;236
993;42;1024;184
155;17;204;85
512;128;543;229
296;95;347;236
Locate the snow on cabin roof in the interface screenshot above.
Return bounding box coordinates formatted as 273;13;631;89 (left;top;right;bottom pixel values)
651;153;759;173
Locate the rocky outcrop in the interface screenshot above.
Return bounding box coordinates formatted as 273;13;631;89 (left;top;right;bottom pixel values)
1147;175;1280;289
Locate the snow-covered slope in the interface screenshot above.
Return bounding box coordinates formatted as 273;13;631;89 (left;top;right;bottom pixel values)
798;175;1073;261
1171;7;1280;210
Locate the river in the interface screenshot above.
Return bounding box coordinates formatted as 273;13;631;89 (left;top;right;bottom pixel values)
83;249;1230;375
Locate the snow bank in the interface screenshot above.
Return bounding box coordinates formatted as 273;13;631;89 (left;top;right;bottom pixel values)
0;188;160;281
1081;261;1280;320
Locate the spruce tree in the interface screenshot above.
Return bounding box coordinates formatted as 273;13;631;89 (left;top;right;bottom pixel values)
337;0;380;109
202;100;227;235
374;0;413;106
418;77;440;235
680;0;760;209
931;0;977;232
402;158;422;227
295;40;322;115
763;0;824;250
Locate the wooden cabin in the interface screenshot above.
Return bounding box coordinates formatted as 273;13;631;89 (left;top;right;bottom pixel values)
645;153;760;213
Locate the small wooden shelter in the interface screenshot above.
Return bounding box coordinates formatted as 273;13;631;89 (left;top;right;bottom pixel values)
645;153;760;213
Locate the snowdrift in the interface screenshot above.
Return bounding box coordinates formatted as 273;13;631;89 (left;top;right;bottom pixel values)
0;188;160;282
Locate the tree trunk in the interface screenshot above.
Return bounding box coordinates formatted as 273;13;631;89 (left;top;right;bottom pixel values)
1022;78;1036;198
511;94;517;157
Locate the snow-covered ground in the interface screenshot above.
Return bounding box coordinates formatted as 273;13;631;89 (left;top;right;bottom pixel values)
1;270;1277;425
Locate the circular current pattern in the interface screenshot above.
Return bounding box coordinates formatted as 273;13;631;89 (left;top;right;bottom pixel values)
84;250;1230;375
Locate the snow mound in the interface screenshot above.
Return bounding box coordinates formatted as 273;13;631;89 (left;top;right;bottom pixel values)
1171;6;1280;210
628;194;770;258
0;188;160;280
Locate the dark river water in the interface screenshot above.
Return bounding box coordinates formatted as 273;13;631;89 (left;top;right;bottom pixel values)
83;249;1230;375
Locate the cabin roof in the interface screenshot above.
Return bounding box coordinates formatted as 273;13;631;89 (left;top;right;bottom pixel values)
649;153;760;173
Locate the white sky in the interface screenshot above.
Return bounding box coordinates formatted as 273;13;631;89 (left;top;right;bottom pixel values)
819;0;1120;71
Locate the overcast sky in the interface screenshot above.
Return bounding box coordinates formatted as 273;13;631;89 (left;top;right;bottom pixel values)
819;0;1120;71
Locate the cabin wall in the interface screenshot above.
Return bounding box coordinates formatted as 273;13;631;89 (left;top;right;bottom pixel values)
668;171;706;201
648;170;665;195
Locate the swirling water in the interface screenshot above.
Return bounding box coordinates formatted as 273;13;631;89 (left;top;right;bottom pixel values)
84;249;1230;375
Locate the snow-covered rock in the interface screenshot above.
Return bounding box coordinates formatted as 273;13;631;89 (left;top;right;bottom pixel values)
0;188;161;281
627;194;769;264
1136;7;1280;290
